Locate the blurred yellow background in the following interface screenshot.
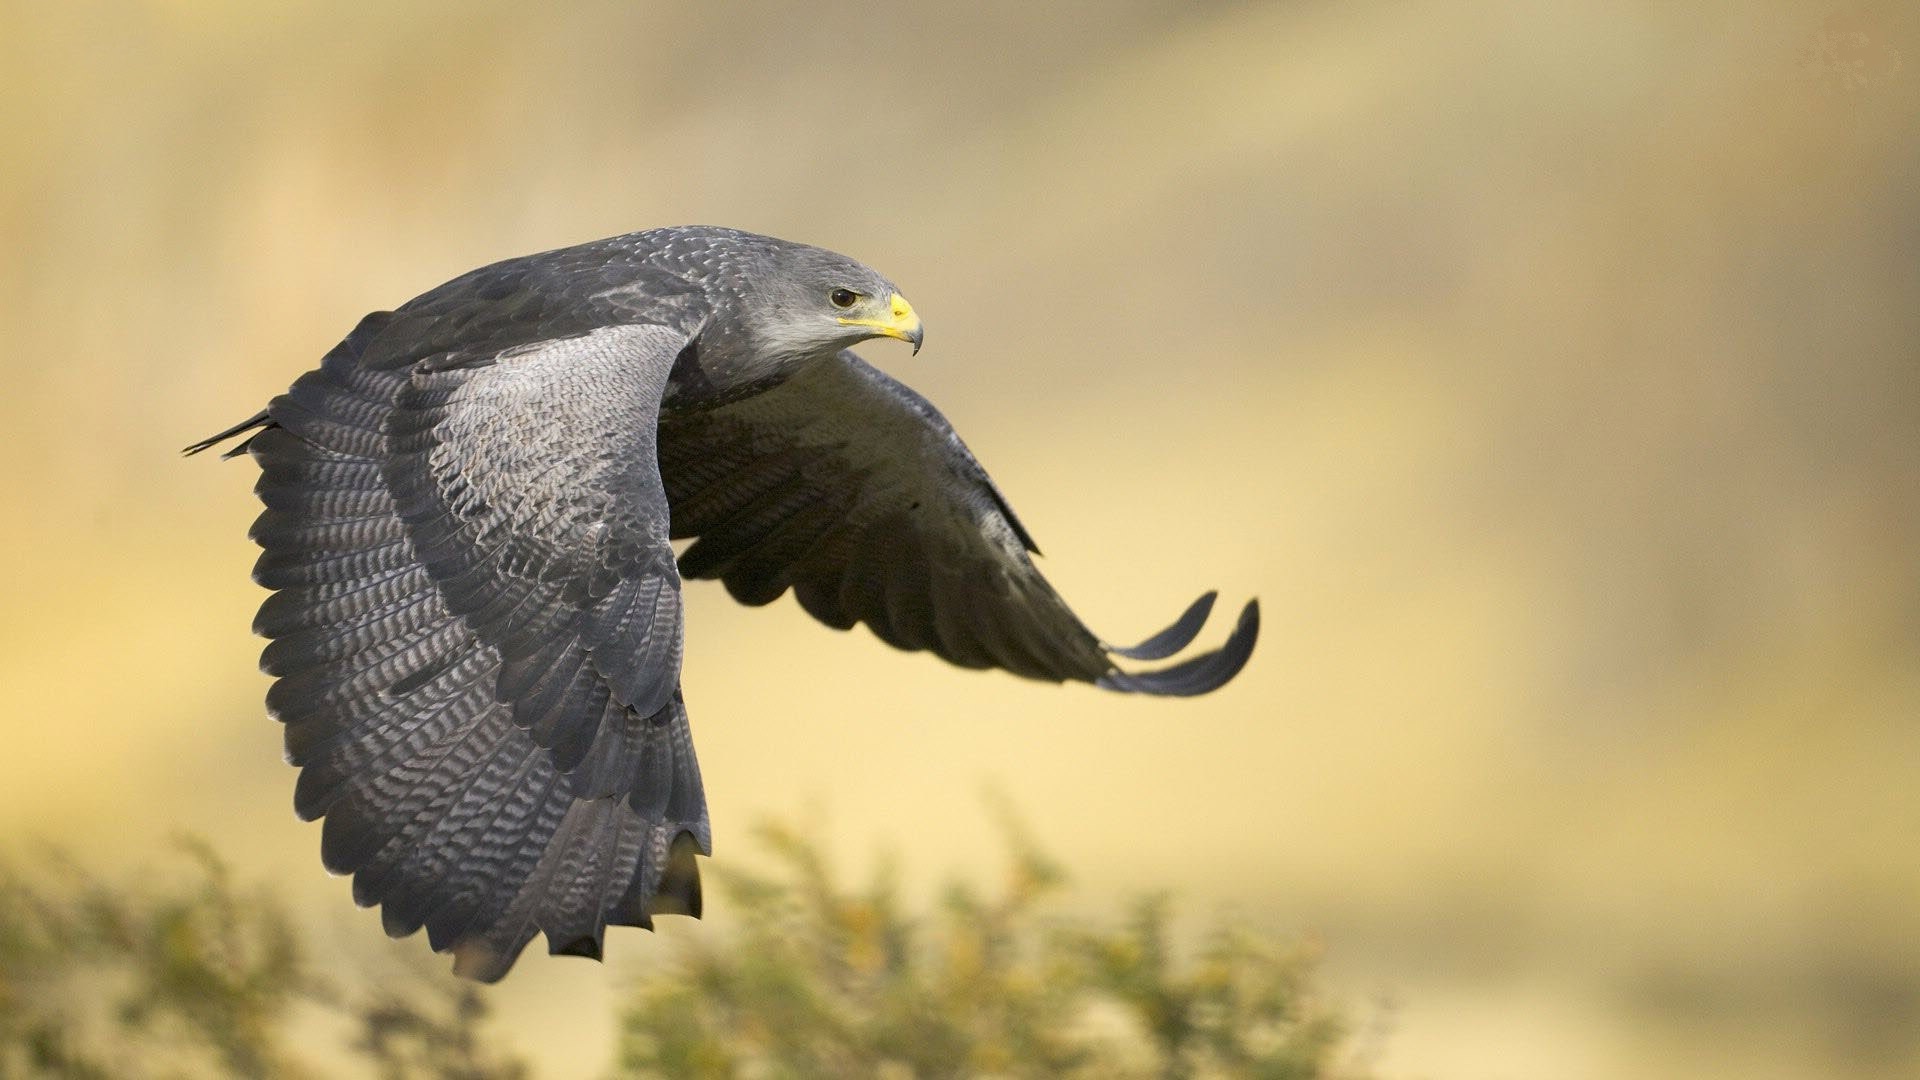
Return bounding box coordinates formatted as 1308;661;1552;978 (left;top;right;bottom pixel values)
3;1;1916;1077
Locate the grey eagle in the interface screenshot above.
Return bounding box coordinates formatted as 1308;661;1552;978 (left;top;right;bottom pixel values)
187;226;1259;981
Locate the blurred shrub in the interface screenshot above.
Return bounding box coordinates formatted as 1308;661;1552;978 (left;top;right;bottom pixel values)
617;816;1367;1079
0;839;523;1080
0;822;1371;1079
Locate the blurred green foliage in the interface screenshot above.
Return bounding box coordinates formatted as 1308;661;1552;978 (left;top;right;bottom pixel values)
0;839;525;1080
617;817;1364;1079
0;822;1367;1079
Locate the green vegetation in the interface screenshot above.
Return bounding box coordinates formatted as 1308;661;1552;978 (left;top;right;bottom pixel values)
0;839;522;1080
620;817;1362;1079
0;825;1369;1079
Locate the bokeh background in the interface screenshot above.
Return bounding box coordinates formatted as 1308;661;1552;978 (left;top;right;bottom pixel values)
3;1;1916;1077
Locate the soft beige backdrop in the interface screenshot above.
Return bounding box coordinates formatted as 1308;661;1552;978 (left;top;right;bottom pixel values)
3;2;1916;1077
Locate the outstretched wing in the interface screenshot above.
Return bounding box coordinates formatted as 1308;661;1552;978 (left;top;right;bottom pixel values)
227;280;710;980
658;352;1258;695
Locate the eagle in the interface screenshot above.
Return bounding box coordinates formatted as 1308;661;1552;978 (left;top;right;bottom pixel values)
187;226;1259;980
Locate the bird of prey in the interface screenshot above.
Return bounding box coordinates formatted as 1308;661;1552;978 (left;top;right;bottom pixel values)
186;226;1259;981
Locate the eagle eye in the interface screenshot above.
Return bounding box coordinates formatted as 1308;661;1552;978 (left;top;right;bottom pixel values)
830;288;859;309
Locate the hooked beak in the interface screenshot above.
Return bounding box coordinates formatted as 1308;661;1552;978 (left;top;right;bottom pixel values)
838;292;924;355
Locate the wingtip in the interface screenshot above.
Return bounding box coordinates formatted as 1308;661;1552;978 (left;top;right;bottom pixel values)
1096;595;1259;697
1105;590;1218;660
180;434;226;458
182;409;272;459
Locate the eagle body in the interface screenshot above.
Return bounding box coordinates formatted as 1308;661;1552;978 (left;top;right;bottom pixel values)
189;227;1258;980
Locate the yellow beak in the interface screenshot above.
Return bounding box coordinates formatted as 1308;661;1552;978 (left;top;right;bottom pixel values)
837;293;924;354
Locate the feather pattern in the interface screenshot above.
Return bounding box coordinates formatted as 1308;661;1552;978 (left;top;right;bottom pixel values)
205;261;716;980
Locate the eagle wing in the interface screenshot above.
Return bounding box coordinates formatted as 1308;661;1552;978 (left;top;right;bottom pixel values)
235;270;711;981
659;351;1258;695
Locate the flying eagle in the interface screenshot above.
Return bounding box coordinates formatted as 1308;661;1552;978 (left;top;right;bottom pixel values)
187;227;1259;980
